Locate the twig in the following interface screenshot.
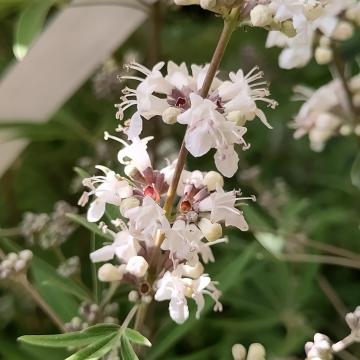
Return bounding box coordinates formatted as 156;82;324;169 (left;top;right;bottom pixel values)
17;274;66;332
317;275;348;319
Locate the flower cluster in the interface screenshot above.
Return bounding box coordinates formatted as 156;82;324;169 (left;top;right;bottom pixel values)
64;301;119;332
291;73;360;151
0;250;33;280
250;0;359;69
78;57;275;324
115;61;277;177
80;142;252;323
20;201;78;249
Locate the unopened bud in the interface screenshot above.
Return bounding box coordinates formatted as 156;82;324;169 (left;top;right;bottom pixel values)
332;21;354;41
126;256;149;277
353;93;360;108
19;249;33;262
182;262;204;278
7;253;18;262
314;46;333;65
98;263;124;282
198;218;223;241
14;259;27;272
339;124;352;136
199;0;216;10
162;107;182;125
247;343;266;360
120;197;140;216
250;4;273;27
128;290;139;302
349;75;360;92
141;294;152;304
345;6;360;26
232;344;246;360
203;171;224;191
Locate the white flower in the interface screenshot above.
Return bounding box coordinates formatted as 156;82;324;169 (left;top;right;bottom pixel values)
265;0;356;69
126;196;170;245
161;220;214;265
199;185;249;231
154;269;190;324
178;93;247;177
305;333;333;360
154;267;222;324
82;167;133;223
98;263;126;282
90;229;140;263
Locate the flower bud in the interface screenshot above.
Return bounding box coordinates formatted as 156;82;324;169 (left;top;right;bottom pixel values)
126;256;149;277
128;290;139;302
349;75;360;92
182;262;204;278
7;253;18;262
162;107;182;125
200;0;217;11
247;343;266;360
198;218;223;241
353;93;360;108
14;259;27;272
203;171;224;191
345;6;360;26
250;4;273;27
227;111;247;126
120;197;140;217
314;46;333;65
98;263;125;282
174;0;200;5
141;294;152;304
332;21;354;41
339;124;352;136
19;249;33;261
232;344;246;360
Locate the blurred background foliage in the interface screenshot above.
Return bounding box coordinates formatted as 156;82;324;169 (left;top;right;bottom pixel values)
0;1;360;359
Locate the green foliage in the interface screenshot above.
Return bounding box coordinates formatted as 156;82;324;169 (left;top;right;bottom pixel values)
18;324;151;360
13;0;56;59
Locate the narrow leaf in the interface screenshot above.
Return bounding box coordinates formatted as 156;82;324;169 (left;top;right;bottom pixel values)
120;336;139;360
66;213;113;241
125;328;151;347
66;333;118;360
41;278;90;302
18;324;120;348
13;0;55;59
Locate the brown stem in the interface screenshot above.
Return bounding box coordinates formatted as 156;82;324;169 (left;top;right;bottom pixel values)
17;274;66;332
162;7;241;220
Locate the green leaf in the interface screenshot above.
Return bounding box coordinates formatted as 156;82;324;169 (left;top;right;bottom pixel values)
351;151;360;189
13;0;55;60
124;328;152;347
18;324;120;348
66;213;113;241
74;166;91;180
120;335;139;360
66;333;119;360
41;278;91;302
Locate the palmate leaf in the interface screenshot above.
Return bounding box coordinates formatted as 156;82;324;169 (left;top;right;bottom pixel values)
18;324;121;348
120;335;139;360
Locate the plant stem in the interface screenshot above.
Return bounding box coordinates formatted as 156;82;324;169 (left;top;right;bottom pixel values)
162;6;241;219
332;334;355;353
17;274;66;332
